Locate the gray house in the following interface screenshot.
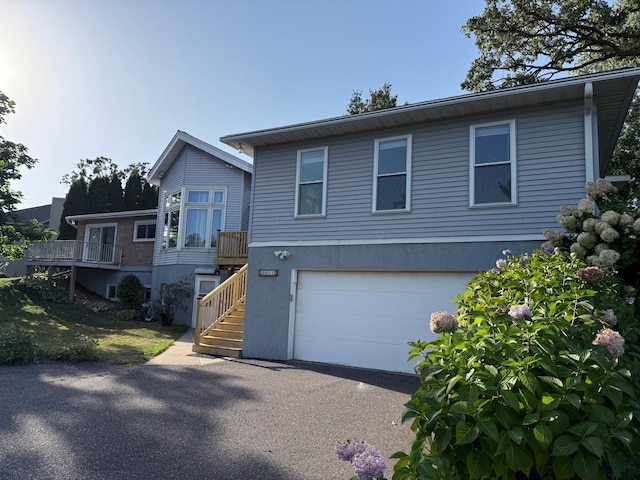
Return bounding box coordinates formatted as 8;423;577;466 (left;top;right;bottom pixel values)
220;68;640;373
148;131;252;326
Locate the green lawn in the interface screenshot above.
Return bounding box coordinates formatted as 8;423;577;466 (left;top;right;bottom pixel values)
0;277;188;364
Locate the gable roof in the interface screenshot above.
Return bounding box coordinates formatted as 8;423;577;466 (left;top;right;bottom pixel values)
148;130;253;185
220;68;640;174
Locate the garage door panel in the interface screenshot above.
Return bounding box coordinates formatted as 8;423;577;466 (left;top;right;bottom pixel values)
294;335;419;373
294;271;473;373
295;311;425;346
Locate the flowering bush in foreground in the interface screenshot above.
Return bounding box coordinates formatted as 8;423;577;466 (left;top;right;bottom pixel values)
543;178;640;299
393;250;639;480
336;441;387;480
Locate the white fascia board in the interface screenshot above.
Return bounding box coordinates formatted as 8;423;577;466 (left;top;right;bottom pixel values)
249;234;546;248
65;209;158;223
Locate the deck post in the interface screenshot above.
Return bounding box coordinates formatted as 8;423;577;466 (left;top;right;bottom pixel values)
68;241;77;302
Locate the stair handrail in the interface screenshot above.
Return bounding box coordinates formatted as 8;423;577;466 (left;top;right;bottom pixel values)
195;264;248;345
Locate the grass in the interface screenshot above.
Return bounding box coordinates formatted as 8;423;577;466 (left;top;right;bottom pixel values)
0;277;188;365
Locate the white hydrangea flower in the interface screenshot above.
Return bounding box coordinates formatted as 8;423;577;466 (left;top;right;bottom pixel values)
598;249;621;267
577;232;597;249
600;210;620;226
619;214;634;228
633;218;640;234
570;242;587;258
594;243;609;254
543;228;565;243
577;198;594;215
595;221;610;235
600;228;620;243
586;255;601;266
582;218;598;232
560;205;578;217
557;215;578;232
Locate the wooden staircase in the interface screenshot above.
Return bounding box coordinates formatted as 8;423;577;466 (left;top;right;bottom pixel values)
192;301;244;357
192;264;247;358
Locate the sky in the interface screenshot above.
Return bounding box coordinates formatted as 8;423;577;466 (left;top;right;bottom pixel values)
1;0;486;209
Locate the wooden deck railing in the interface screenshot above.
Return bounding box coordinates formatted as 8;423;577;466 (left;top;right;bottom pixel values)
215;231;248;265
195;264;248;344
25;240;123;267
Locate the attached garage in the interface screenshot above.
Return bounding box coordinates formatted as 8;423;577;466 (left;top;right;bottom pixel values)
292;270;474;373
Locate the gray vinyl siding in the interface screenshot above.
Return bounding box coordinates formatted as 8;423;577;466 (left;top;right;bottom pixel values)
153;145;250;266
249;101;586;243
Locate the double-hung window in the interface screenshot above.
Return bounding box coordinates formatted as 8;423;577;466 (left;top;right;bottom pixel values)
183;188;225;248
295;147;328;217
373;135;411;212
470;121;516;206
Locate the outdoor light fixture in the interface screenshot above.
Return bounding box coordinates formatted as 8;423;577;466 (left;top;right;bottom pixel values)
274;250;290;260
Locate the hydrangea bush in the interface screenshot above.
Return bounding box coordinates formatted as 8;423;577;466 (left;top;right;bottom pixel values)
393;250;639;480
543;178;640;298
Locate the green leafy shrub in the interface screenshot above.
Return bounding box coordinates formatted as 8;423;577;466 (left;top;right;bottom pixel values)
117;274;145;310
0;324;38;365
50;334;99;362
152;277;191;326
394;250;639;480
116;309;138;322
17;273;68;303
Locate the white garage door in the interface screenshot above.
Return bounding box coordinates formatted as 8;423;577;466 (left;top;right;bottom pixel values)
293;271;473;374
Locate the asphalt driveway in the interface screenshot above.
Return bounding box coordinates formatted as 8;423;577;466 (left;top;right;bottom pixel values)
0;358;419;479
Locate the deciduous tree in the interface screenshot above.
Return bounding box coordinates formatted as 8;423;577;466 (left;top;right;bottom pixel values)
347;83;398;114
0;91;52;258
463;0;640;205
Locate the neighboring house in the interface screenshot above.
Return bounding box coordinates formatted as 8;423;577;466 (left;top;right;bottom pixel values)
66;209;157;301
26;209;157;302
147;130;253;326
1;197;64;277
220;68;640;373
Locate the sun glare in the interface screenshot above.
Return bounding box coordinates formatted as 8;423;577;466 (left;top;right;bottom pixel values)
0;50;14;89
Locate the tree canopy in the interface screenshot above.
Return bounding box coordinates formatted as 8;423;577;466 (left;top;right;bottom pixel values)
58;159;158;239
463;0;640;205
0;91;53;258
462;0;640;92
347;83;399;114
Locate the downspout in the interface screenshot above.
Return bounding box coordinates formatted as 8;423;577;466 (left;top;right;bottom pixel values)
584;82;598;182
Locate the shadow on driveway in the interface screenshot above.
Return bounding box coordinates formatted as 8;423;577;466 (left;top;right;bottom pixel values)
0;358;418;479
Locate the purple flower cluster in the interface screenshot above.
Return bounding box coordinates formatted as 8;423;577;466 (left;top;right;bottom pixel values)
508;304;532;320
336;441;386;480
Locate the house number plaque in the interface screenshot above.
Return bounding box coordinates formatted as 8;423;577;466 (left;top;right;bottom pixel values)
259;269;278;277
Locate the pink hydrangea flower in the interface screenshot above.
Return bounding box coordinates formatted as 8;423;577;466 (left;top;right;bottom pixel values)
508;304;532;319
593;328;625;358
430;311;458;334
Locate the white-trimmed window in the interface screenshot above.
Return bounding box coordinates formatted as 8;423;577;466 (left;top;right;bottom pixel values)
295;147;328;217
373;135;412;212
106;284;118;301
133;220;156;242
162;191;181;249
183;188;226;248
470;121;517;206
